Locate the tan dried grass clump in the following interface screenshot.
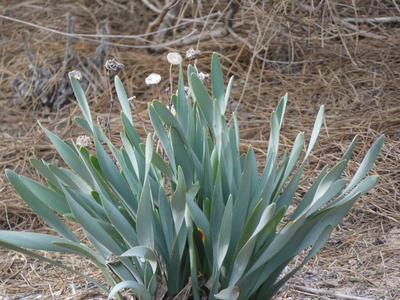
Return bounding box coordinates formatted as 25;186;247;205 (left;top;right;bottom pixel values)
1;0;399;299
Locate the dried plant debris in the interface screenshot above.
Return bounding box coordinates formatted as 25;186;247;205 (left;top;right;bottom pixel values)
1;0;400;299
11;14;110;111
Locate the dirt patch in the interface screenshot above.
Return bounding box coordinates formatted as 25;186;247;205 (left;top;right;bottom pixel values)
1;0;399;299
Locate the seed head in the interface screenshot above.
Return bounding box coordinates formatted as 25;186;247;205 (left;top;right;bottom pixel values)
145;73;161;86
167;52;183;65
186;48;201;60
68;70;82;81
198;72;210;83
76;135;91;147
105;58;124;74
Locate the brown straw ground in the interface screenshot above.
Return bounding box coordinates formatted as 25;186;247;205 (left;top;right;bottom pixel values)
1;0;399;299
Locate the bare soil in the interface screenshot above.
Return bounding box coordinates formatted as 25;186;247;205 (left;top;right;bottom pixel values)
0;1;399;299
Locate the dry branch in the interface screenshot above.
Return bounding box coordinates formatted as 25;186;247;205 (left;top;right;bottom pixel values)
292;285;376;300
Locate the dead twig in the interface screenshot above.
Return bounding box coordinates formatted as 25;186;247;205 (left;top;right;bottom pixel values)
145;0;179;36
292;285;376;300
335;17;387;40
341;16;400;24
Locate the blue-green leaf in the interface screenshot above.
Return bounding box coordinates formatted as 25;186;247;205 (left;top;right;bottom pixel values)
137;179;154;248
191;73;213;133
215;286;240;300
0;240;109;292
6;170;79;242
115;75;133;125
70;76;93;130
108;281;151;300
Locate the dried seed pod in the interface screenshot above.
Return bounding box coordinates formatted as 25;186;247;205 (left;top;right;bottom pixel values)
186;48;201;60
76;135;91;147
105;58;124;74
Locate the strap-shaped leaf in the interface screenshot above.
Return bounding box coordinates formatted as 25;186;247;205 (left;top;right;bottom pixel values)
176;63;189;132
263;112;280;179
231;146;257;250
64;186;124;255
144;133;153;182
19;176;70;215
185;207;200;300
171;167;187;234
224;75;234;114
6;170;79;242
264;225;333;299
211;53;225;114
137;179;154;248
52;241;114;280
115;75;133;125
215;286;240;300
325;175;379;210
74;116;93;134
0;231;79;253
304;105;324;160
119;246;158;274
228;203;276;286
158;188;174;255
108;281;151;300
148;104;176;170
191;73;214;133
94;131;138;214
150;148;176;181
339;135;384;197
168;224;187;294
216;195;233;268
290;166;328;220
29;158;61;189
122;112;143;150
99;190;140;248
39;121;95;188
306;179;348;217
186;194;212;264
210;163;224;256
152;100;189;147
70;76;93;131
0;240;109;293
245;212;306;277
170;128;193;187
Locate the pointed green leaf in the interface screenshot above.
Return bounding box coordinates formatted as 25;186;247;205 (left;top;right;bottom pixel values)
0;240;109;292
108;281;151;300
6;170;79;242
115;75;133;125
215;286;240;300
70;76;93;130
217;195;232;268
190;73;213;132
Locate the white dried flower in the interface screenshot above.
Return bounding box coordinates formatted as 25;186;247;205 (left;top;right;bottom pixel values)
76;135;91;147
145;73;161;86
186;48;201;60
198;72;210;83
68;70;82;81
105;58;124;73
167;52;183;65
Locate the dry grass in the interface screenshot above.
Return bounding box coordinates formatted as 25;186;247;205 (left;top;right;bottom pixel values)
1;0;399;299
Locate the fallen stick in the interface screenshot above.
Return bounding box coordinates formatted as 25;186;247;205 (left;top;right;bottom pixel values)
292;285;375;300
341;16;400;24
